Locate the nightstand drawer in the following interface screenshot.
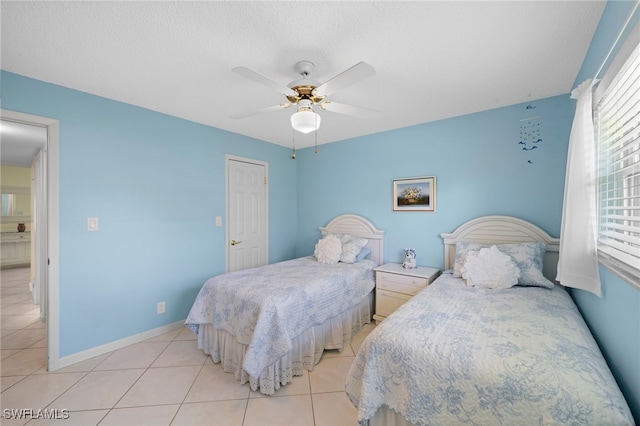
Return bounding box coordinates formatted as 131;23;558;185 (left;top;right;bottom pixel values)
376;289;412;318
376;271;428;296
373;263;440;323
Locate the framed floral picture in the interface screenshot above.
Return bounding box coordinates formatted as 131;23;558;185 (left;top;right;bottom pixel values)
393;176;436;212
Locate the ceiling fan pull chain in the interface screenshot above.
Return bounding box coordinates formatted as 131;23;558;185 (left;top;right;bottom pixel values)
291;128;296;159
314;114;318;154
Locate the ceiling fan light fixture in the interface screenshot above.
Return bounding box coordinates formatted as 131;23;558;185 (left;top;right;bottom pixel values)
290;103;321;134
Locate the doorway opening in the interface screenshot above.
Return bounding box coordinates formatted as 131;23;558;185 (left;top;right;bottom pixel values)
1;109;60;371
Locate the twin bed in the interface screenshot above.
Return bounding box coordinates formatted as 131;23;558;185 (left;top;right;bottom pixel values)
185;213;633;424
346;215;633;425
185;214;384;395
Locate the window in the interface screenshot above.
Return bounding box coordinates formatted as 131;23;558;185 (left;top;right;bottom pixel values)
594;40;640;280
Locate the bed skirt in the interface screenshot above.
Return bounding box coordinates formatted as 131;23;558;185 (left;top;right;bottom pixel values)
196;291;374;395
368;407;417;426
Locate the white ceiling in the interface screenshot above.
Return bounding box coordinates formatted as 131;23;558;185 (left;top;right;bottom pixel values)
1;1;605;157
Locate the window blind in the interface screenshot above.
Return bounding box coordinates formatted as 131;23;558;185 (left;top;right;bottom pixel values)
594;42;640;272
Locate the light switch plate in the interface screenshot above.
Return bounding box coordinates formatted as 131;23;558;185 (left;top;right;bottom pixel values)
215;216;222;227
87;217;99;231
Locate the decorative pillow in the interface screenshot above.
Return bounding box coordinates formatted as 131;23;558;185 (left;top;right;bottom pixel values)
340;236;369;263
314;234;342;264
355;247;372;262
453;241;554;288
461;246;521;289
322;232;369;263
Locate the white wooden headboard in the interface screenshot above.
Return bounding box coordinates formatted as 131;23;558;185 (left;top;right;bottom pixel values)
320;214;385;266
440;216;560;281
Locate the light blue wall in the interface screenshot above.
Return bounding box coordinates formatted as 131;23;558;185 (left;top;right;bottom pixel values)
1;71;298;356
574;267;640;420
296;95;571;267
569;1;640;421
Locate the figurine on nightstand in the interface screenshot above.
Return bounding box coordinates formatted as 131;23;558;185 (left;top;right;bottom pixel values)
402;248;417;269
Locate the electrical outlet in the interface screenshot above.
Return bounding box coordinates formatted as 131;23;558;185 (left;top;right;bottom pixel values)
157;301;166;314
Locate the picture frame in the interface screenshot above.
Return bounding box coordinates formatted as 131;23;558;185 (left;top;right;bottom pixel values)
393;176;436;212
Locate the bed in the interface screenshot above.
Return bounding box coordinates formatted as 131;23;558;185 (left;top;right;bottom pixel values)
185;214;384;395
346;215;633;426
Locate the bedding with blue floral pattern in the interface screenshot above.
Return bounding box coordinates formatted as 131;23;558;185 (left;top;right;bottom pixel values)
346;273;633;425
185;256;375;378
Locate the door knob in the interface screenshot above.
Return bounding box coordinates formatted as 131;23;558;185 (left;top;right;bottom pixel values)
231;240;242;246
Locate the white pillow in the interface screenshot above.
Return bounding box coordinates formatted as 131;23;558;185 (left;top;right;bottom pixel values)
461;245;521;289
314;234;342;264
339;235;368;263
321;232;369;263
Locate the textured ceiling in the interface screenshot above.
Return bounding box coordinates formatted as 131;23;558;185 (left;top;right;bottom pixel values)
1;1;605;153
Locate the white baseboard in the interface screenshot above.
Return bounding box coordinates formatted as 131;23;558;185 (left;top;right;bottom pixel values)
54;320;186;371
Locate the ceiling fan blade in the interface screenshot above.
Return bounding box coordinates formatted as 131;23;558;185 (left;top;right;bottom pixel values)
230;103;292;119
233;66;297;97
314;62;376;97
319;101;379;118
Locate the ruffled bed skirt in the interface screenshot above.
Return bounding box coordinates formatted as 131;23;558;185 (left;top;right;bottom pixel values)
197;291;374;395
367;407;417;426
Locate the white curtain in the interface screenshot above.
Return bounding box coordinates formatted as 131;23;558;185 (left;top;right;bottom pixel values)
556;79;601;296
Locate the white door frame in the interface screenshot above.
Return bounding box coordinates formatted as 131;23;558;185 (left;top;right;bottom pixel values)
32;148;47;321
1;109;60;371
225;154;269;272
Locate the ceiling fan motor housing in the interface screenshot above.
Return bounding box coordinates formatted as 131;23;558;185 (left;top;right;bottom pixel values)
287;61;324;104
286;86;324;104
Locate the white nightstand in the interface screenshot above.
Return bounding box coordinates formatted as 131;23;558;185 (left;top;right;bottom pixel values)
373;263;440;322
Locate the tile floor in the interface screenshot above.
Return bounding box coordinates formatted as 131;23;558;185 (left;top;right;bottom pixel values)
1;267;375;425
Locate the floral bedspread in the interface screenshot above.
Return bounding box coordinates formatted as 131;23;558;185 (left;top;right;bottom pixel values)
185;257;375;377
346;273;633;425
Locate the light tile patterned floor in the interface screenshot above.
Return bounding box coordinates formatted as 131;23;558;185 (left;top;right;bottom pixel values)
0;267;375;425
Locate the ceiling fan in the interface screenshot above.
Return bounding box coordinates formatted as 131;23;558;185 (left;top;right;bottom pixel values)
230;61;378;133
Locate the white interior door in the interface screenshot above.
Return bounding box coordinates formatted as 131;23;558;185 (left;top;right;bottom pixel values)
226;157;268;272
